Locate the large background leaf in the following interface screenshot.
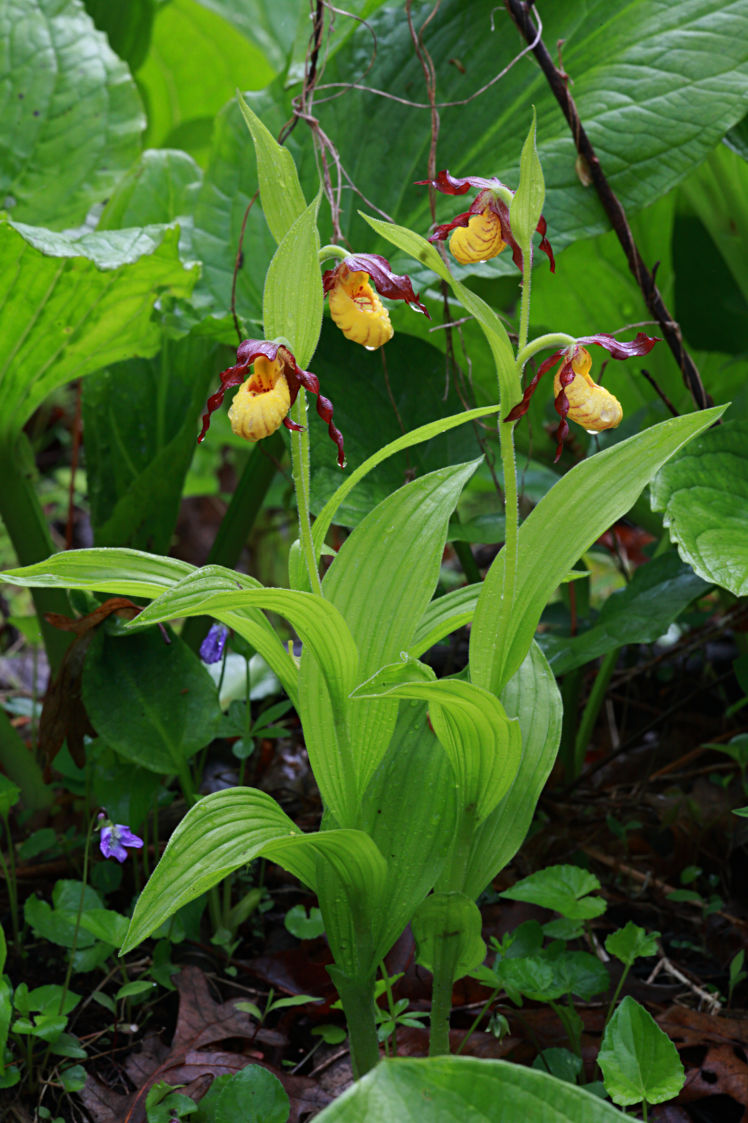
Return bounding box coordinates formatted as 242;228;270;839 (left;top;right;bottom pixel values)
0;221;198;438
650;418;748;596
314;0;748;261
0;0;144;228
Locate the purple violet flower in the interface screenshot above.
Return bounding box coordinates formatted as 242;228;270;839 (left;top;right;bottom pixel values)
99;822;144;863
199;623;229;665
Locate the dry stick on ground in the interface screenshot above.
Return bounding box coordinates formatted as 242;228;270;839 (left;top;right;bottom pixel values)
504;0;712;413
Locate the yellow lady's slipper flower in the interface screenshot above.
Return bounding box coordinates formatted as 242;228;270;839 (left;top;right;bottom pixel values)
505;333;660;461
552;347;623;434
198;340;345;467
417;170;555;272
323;253;429;350
227;354;291;441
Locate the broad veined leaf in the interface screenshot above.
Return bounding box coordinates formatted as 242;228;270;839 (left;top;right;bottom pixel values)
263;195;323;368
312;1055;628;1121
317;0;748;266
314;832;390;979
312;461;480;808
84;0;156;72
137;0;275;163
0;548;195;600
598;997;685;1107
82;628;220;775
193;0;302;72
0;221;198;440
1;0;144;228
540;551;709;675
470;406;726;696
501;866;606;921
352;676;521;824
121;788;385;952
98;148;204;231
461;642;562;901
650;418;748;596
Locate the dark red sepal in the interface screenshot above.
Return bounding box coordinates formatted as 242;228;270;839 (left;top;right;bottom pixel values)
575;332;660;359
416;170;504;195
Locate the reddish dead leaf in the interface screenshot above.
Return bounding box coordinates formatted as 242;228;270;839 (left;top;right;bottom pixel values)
39;598;142;768
79;966;289;1123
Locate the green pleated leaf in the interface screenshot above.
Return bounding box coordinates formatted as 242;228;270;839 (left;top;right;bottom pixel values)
134;574;359;814
462;643;562;901
238;93;308;244
121;787;385;953
411;585;480;658
0;221;198;440
314;833;389;978
313;1056;627;1122
138;0;275;164
650;418;748;596
1;0;144;228
312;401;500;557
352;676;521;824
598;997;685;1107
470;406;726;696
358;700;460;958
0;548;195;599
314;461;480;809
413;892;486;982
263;195;323;368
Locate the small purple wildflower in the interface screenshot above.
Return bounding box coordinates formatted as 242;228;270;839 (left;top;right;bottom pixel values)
199;623;229;665
99;821;144;863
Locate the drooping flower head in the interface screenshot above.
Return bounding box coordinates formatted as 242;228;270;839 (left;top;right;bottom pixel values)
323;253;429;350
98;813;144;863
198;340;345;468
199;623;229;665
506;332;660;461
417;170;555;272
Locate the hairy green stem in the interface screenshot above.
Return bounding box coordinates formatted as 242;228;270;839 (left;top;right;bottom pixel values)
428;957;454;1057
290;391;323;596
330;970;380;1078
516;331;576;372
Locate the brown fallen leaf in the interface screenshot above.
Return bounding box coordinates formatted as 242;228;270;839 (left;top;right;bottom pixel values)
78;966;329;1123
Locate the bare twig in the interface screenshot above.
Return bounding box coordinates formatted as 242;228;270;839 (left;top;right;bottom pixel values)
504;0;712;412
